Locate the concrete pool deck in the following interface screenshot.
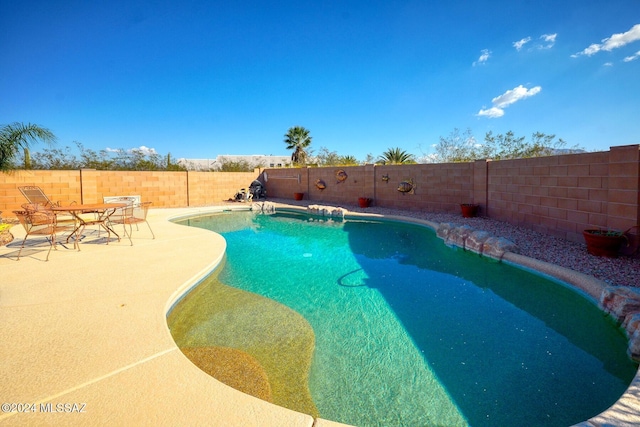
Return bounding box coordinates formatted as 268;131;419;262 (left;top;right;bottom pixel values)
0;204;639;426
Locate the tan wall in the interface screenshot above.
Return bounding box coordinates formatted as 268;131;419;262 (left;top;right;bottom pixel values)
0;170;83;212
262;168;309;199
486;145;640;241
263;145;640;243
0;170;259;216
3;145;639;244
187;171;259;206
488;151;608;240
265;162;479;213
88;170;189;207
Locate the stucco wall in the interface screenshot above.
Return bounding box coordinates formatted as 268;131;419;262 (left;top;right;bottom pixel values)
3;145;639;244
0;170;258;215
262;145;640;243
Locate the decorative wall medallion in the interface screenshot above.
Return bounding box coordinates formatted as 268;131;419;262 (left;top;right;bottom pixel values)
381;174;390;182
315;179;326;190
335;169;348;184
397;179;415;195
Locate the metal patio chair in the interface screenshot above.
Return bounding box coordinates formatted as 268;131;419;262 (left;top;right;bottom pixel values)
18;186;60;208
105;199;155;245
18;186;77;224
12;209;77;261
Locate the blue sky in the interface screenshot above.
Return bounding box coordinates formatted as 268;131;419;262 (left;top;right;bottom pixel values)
1;1;639;162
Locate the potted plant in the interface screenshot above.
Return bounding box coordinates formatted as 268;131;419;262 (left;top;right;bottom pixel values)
358;197;372;208
0;222;13;247
583;229;627;257
460;203;479;218
293;192;304;201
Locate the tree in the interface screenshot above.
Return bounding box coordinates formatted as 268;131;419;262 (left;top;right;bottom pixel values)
284;126;313;165
21;141;187;171
29;145;80;169
431;128;477;163
316;147;341;166
339;155;359;165
0;122;56;172
376;147;416;165
217;159;254;172
432;128;581;163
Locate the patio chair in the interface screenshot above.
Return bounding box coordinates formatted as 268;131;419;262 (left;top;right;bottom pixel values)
19;186;77;224
21;203;77;227
12;209;77;261
18;186;61;208
105;200;155;245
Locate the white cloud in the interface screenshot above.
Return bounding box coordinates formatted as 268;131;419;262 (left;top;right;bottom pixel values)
492;85;541;108
105;146;157;155
477;85;542;118
513;34;556;51
513;37;531;51
473;49;491;66
539;33;557;49
572;23;640;57
477;107;505;118
604;62;614;67
623;50;640;62
135;145;157;155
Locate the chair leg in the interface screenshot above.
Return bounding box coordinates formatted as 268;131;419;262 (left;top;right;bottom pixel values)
16;235;28;261
122;223;133;246
145;221;155;239
45;235;55;261
75;224;86;251
16;235;54;261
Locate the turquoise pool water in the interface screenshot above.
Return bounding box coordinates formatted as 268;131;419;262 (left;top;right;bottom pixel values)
170;210;637;427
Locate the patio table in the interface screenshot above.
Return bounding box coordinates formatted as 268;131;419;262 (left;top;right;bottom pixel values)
51;203;127;248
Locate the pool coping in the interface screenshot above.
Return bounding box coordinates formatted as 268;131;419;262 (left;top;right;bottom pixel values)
0;203;638;426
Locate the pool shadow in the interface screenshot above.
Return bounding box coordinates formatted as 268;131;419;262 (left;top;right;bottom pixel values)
342;219;637;426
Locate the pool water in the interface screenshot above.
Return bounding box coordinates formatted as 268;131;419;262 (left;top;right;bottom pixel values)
168;210;637;427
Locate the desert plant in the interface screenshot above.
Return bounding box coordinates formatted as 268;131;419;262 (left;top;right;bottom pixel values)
0;122;56;172
377;147;416;165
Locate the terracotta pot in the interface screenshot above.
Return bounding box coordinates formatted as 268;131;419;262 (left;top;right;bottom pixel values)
583;230;626;257
358;197;372;208
620;226;640;258
293;192;304;201
460;204;479;218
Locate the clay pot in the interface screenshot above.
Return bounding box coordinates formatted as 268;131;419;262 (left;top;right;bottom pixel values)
358;197;372;208
293;192;304;201
460;204;479;218
583;230;626;257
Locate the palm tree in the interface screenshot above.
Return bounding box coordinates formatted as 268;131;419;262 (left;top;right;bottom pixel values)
376;147;416;165
339;155;359;165
0;122;56;172
284;126;312;165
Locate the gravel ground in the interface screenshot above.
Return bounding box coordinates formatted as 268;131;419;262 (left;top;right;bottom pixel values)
270;199;640;289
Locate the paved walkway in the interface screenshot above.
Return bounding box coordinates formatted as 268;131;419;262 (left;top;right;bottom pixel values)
1;205;638;426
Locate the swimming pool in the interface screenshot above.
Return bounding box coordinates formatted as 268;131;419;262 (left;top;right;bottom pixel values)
168;210;637;427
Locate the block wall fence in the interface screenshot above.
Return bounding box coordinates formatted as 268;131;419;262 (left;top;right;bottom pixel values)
262;144;640;243
1;144;638;244
0;169;258;216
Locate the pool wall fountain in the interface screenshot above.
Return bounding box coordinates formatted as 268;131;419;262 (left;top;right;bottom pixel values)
251;201;276;214
306;204;347;218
